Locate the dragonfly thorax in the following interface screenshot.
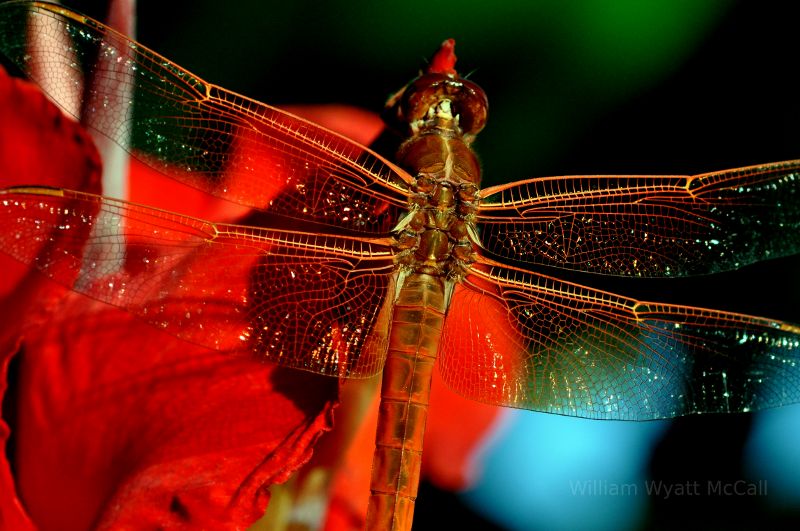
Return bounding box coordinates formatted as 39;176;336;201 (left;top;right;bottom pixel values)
392;132;481;279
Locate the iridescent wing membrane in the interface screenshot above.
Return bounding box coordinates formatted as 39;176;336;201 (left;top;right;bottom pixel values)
438;164;800;418
0;1;411;232
2;2;800;417
0;1;404;377
478;163;800;276
0;188;396;376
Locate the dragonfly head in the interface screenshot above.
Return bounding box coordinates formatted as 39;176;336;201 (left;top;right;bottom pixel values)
384;40;488;140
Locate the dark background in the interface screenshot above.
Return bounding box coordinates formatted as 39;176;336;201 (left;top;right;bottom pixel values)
36;0;800;529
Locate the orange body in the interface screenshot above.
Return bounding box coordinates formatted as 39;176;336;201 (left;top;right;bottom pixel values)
366;273;447;529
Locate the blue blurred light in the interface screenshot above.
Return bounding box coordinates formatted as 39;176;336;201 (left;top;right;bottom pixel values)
461;410;668;531
745;404;800;507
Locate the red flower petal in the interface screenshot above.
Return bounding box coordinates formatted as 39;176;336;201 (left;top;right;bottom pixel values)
0;66;101;192
1;63;104;529
279;105;385;147
1;65;338;529
423;370;502;491
11;296;336;530
0;337;35;531
0;65;102;297
127;156;251;221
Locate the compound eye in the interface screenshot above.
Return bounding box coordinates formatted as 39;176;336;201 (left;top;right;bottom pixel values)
390;73;488;135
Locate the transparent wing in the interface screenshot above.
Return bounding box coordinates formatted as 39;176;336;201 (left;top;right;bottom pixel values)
478;160;800;276
438;263;800;419
0;187;397;377
0;1;410;233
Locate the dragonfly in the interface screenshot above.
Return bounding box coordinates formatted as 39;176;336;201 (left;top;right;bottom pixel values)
1;2;800;530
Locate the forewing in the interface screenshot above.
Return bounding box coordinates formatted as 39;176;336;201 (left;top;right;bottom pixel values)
0;2;410;233
0;187;396;377
478;160;800;276
438;264;800;419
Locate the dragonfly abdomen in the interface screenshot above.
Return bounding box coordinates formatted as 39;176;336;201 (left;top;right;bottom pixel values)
366;272;448;530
